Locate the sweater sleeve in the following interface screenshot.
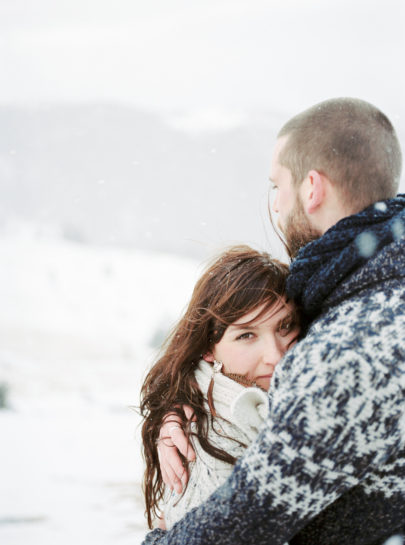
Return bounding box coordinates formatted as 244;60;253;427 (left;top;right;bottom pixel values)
142;341;405;545
163;423;238;529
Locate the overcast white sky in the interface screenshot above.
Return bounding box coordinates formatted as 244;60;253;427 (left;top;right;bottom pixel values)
1;0;404;129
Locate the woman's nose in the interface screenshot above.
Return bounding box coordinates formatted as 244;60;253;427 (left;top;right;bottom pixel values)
262;335;286;364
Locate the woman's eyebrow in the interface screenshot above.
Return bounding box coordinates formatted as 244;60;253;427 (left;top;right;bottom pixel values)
228;324;258;331
277;311;295;325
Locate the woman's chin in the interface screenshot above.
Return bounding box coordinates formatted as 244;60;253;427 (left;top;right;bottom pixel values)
255;377;271;391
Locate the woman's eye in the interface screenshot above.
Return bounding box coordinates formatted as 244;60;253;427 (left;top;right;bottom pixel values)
279;321;295;335
236;332;254;340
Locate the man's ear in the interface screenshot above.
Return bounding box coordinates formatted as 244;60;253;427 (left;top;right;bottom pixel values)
203;351;214;363
300;170;326;214
302;170;326;215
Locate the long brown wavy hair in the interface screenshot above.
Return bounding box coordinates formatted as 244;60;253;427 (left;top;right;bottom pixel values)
140;245;291;528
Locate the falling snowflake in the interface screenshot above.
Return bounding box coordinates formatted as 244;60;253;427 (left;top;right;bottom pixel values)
382;535;404;545
391;218;404;241
374;202;388;212
355;231;378;258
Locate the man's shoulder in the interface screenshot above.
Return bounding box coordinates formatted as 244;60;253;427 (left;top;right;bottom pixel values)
313;275;404;343
324;236;405;312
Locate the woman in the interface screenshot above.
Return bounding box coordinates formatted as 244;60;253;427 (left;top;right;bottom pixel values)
140;245;300;529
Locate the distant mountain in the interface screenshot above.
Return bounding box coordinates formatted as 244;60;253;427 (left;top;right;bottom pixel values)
0;104;289;258
1;104;403;258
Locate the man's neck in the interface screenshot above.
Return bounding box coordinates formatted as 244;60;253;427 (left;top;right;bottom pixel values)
312;194;354;235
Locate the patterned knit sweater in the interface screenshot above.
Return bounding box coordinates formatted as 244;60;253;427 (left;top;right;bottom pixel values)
164;360;268;528
143;195;405;545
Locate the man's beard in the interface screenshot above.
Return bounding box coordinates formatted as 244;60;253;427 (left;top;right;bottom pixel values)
282;195;322;259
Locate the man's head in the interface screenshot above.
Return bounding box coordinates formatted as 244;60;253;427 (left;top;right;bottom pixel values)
270;97;402;257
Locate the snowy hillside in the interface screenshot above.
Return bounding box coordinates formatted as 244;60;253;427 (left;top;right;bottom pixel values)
0;230;200;545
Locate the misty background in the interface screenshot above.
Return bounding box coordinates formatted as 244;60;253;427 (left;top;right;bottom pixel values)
1;1;405;544
1;0;404;257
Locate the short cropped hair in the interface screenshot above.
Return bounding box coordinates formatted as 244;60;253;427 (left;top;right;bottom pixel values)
277;98;402;211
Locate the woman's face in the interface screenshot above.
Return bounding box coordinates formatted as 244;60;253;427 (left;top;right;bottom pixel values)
205;299;300;391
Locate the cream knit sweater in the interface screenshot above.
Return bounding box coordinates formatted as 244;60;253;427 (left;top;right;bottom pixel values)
163;360;269;529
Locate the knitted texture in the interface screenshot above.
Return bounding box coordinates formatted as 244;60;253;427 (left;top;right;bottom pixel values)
163;360;268;529
143;195;405;545
287;194;405;317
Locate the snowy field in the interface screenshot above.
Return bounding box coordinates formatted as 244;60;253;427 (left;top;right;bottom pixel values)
0;229;200;545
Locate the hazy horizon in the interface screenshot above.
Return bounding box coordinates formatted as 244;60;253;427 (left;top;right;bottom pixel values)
1;0;404;123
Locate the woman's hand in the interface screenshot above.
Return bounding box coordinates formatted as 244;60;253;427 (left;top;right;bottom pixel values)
156;515;166;530
157;405;196;494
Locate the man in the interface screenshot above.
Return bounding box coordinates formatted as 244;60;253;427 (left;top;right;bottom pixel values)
143;98;405;545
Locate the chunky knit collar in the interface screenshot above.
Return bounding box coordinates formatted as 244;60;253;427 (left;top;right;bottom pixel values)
194;360;246;418
194;360;268;427
286;194;405;319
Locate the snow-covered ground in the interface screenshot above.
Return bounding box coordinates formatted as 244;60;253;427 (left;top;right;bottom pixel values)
0;229;200;545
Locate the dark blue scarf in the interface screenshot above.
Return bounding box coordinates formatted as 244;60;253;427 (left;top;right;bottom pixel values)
286;194;405;318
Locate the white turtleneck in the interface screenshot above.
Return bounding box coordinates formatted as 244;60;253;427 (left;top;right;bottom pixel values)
163;360;269;529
